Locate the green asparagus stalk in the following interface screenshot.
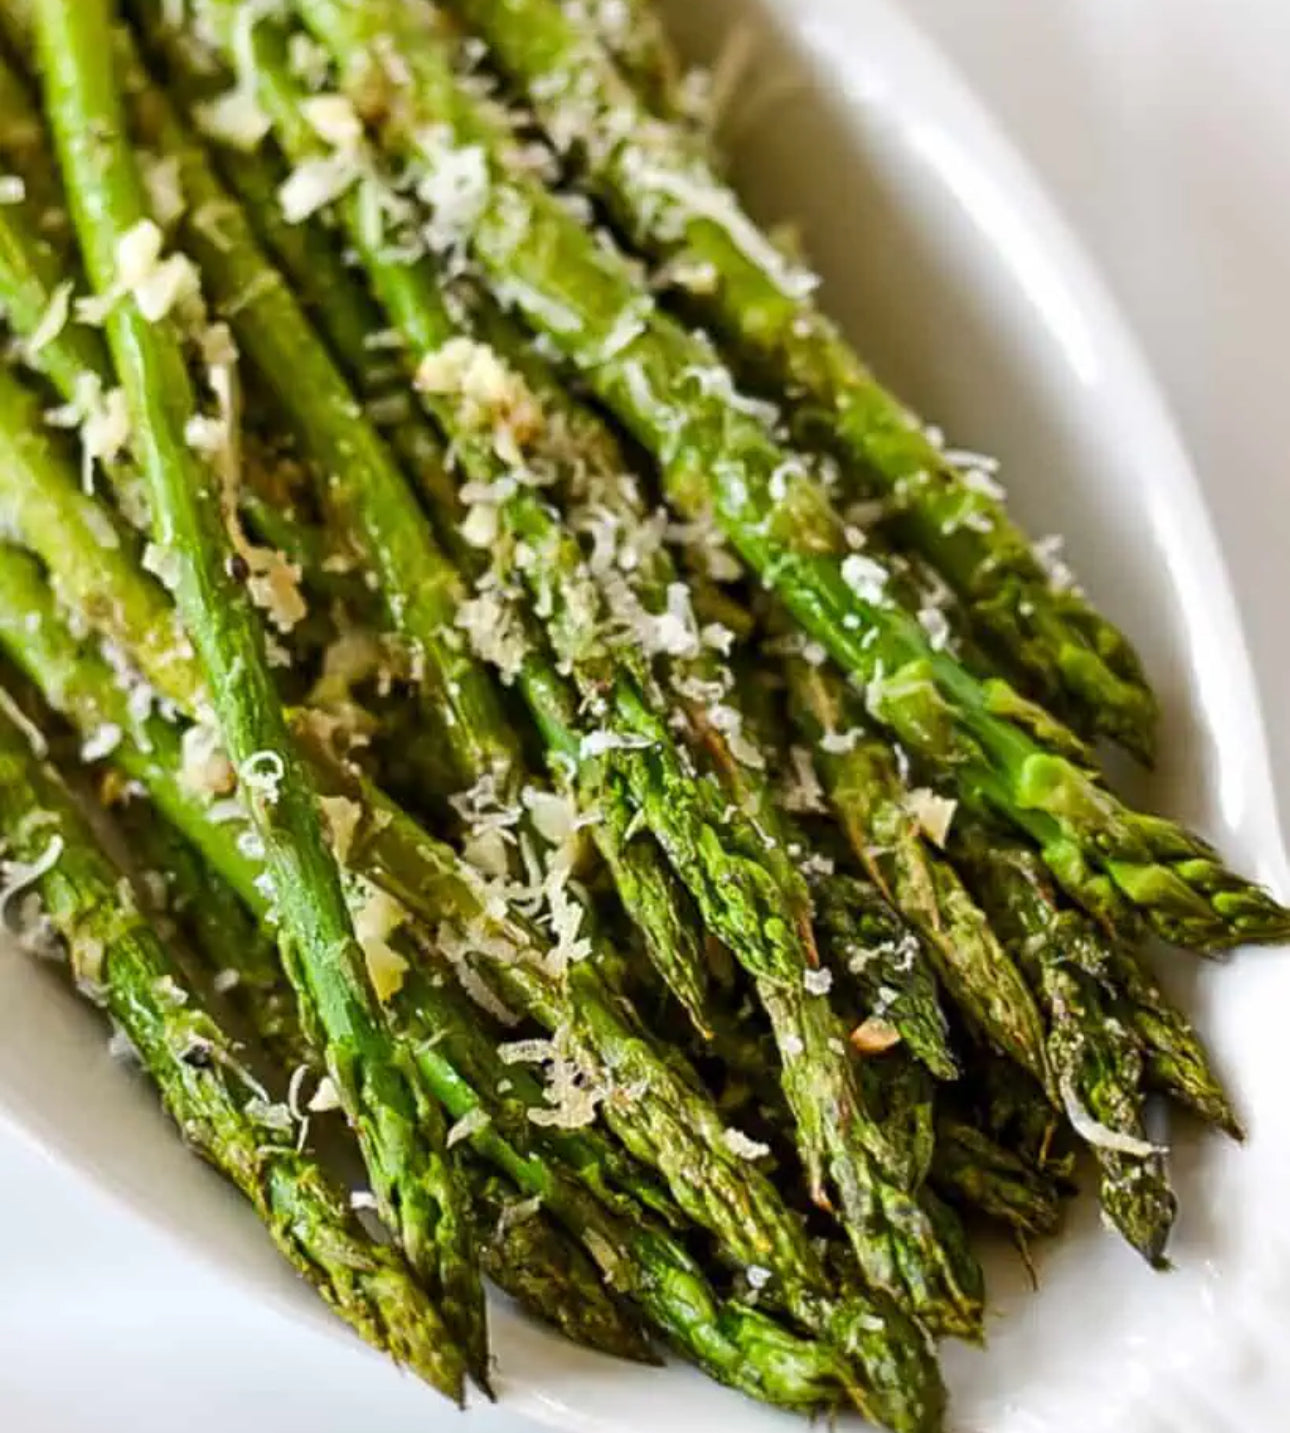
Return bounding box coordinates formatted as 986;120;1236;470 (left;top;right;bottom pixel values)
116;795;302;1073
113;34;520;798
117;797;661;1366
438;0;1158;760
0;704;467;1401
28;0;486;1378
0;543;978;1360
0;356;197;709
468;1164;660;1363
125;3;732;1048
785;653;1051;1090
272;0;1288;951
557;0;695;127
29;706;871;1409
930;1120;1065;1239
211;2;817;1032
1107;949;1242;1139
169;12;974;1300
289;728;985;1339
952;822;1177;1266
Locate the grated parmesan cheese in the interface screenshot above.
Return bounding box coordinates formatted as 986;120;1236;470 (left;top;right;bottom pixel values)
26;280;73;356
80;724;123;763
723;1126;770;1161
0;834;63;923
803;967;833;996
1060;1073;1165;1159
319;794;363;867
307;1075;343;1114
579;729;655;759
841;552;889;607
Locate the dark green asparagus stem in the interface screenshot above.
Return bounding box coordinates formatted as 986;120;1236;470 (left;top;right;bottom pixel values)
784;653;1051;1091
930;1120;1064;1239
440;0;1158;760
114;33;519;798
28;0;486;1377
0;704;467;1401
163;16;980;1313
272;0;1287;951
0;353;198;710
1107;949;1242;1139
118;794;661;1366
116;798;302;1072
0;541;975;1373
468;1164;660;1363
952;821;1177;1266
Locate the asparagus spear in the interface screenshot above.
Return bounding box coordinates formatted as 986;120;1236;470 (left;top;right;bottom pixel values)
0;542;980;1358
0;703;467;1402
31;707;875;1412
557;0;695;127
437;0;1157;760
1107;948;1242;1139
28;0;486;1379
116;795;302;1073
952;821;1178;1266
784;652;1051;1090
271;0;1287;951
113;33;520;798
468;1164;659;1363
124;3;733;1046
0;356;197;710
116;799;661;1366
170;9;974;1289
930;1120;1065;1239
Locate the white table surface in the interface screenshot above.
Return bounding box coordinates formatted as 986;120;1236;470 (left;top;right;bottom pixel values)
4;3;1289;1429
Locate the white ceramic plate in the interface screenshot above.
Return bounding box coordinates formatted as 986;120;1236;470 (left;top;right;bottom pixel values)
2;2;1287;1430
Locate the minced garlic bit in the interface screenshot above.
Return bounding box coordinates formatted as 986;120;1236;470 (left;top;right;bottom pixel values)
319;794;363;867
180;722;236;797
851;1017;902;1056
905;788;957;849
723;1126;771;1161
352;883;410;1003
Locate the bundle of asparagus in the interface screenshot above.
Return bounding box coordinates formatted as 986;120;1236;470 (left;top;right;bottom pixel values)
0;2;1275;1429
